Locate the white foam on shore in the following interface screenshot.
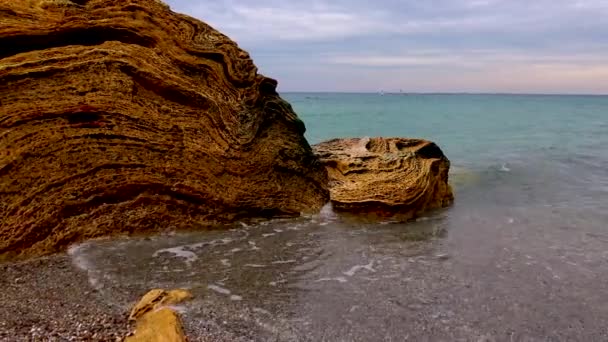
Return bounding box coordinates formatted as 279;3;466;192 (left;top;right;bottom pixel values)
208;284;231;295
318;203;338;222
316;277;348;283
67;243;103;291
153;246;198;265
185;238;233;250
268;279;287;286
272;260;297;264
343;261;376;277
248;240;261;251
245;264;266;268
208;285;243;301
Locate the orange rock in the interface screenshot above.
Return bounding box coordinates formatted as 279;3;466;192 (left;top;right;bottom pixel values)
129;289;192;321
314;137;454;220
0;0;328;258
125;289;192;342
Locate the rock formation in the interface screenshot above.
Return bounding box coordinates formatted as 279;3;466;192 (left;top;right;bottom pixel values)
313;137;453;220
0;0;329;258
126;289;192;342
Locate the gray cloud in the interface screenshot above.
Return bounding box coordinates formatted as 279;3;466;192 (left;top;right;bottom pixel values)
164;0;608;93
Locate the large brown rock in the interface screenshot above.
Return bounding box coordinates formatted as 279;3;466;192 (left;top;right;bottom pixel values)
313;137;453;220
0;0;328;258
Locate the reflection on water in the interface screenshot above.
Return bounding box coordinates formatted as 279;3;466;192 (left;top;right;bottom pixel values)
69;158;608;341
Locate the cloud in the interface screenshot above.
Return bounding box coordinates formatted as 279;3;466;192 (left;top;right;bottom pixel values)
173;1;388;42
328;50;608;68
163;0;608;93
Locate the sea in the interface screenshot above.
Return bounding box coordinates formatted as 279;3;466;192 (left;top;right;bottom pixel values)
70;93;608;341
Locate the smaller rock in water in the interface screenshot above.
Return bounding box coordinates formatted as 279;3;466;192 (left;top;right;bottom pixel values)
313;137;454;221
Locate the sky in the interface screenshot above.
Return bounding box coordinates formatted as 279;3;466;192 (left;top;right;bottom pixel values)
164;0;608;94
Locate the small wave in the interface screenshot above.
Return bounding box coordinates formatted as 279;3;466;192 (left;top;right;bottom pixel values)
67;243;91;270
343;261;376;277
268;280;287;286
208;284;231;295
316;277;348;283
207;284;244;301
153;246;198;265
67;243;103;291
317;202;338;223
272;260;297;265
248;240;261;251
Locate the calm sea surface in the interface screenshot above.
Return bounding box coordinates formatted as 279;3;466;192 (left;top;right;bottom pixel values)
71;93;608;341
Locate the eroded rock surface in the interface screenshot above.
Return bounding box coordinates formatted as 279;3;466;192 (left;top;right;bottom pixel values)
0;0;328;258
126;289;192;342
313;137;453;219
128;289;192;321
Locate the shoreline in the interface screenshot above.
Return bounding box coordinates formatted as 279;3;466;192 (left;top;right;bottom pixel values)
0;253;249;342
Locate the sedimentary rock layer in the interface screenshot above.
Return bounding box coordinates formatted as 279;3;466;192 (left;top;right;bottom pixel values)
0;0;329;258
313;137;453;219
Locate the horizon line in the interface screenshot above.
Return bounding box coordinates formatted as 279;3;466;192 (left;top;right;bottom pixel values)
278;91;608;96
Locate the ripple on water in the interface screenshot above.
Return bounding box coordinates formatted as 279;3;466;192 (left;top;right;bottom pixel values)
153;246;198;265
66;165;608;341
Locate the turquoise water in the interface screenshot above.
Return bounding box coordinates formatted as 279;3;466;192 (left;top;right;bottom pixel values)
70;93;608;340
286;93;608;170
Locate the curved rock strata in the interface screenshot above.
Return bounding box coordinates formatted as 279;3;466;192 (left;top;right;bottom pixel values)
313;137;454;219
0;0;328;258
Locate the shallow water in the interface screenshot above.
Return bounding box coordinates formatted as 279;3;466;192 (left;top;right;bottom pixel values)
69;94;608;340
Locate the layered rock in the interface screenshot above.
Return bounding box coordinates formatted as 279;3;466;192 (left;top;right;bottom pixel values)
126;289;192;342
313;137;453;219
0;0;328;258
